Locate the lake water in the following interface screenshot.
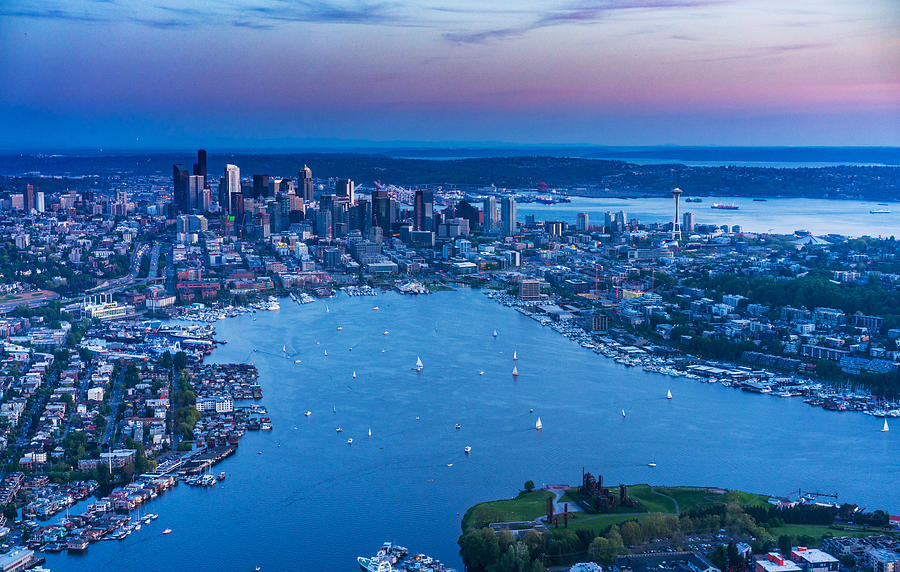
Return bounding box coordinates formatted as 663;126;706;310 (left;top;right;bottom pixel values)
516;197;900;237
46;289;899;571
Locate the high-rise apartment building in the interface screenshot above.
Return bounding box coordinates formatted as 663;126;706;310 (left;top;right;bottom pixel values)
483;196;498;231
500;196;517;237
576;212;589;232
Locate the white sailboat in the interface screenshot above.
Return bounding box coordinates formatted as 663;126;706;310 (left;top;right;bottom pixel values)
368;428;372;437
622;409;626;418
352;371;357;379
493;329;498;338
512;365;519;377
667;389;673;399
464;446;471;454
324;349;328;356
535;417;543;430
282;344;286;353
513;351;518;361
413;356;424;372
305;410;312;417
882;418;890;432
326;305;330;313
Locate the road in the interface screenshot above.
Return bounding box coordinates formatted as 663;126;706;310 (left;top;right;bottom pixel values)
102;368;126;446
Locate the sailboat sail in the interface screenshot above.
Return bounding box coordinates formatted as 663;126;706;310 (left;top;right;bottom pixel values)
667;389;673;399
512;366;519;376
535;417;543;430
883;419;890;432
513;351;518;361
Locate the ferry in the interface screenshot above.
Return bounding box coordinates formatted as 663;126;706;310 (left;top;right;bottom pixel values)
870;208;891;214
684;197;702;203
710;203;739;210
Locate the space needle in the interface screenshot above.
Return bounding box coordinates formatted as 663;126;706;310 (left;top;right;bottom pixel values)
671;187;683;241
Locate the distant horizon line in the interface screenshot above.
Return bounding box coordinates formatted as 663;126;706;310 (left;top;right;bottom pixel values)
2;143;900;155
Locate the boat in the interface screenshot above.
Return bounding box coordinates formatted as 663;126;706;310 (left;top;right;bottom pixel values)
358;558;393;572
337;326;343;331
883;419;890;432
294;359;301;364
493;330;498;338
447;463;453;467
305;410;312;417
162;529;172;535
353;371;357;379
326;305;330;313
667;389;673;399
324;349;328;356
383;330;389;335
622;409;626;418
282;344;286;352
479;371;485;375
513;351;518;361
347;438;353;444
337;427;343;432
529;408;534;413
368;428;372;437
648;462;657;467
685;197;702;203
413;356;424;372
455;423;461;430
512;365;519;377
218;472;226;480
535;417;543;430
871;208;891;214
710;203;739;210
373;306;379;310
464;446;471;454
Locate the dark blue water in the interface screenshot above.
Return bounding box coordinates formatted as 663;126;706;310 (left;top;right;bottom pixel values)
46;289;899;571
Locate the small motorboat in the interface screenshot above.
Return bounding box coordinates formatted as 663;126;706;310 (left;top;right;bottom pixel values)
464;446;471;454
347;438;353;444
455;423;461;430
305;410;312;417
648;462;657;467
162;529;172;535
336;427;343;433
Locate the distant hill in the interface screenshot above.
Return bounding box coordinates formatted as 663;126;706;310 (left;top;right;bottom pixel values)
1;152;899;200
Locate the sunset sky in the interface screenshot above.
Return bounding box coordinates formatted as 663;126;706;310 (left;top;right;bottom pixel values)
1;0;898;149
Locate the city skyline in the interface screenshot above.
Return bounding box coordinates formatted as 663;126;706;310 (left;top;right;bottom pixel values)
1;0;898;149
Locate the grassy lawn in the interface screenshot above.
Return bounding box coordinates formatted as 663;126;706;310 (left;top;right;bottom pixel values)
563;513;649;534
463;485;774;534
462;490;554;532
649;486;769;513
627;485;678;513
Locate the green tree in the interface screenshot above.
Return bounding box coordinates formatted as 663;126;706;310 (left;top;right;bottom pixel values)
523;480;535;492
459;528;501;572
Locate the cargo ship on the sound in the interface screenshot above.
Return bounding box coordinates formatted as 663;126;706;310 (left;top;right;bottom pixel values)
710;203;739;210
